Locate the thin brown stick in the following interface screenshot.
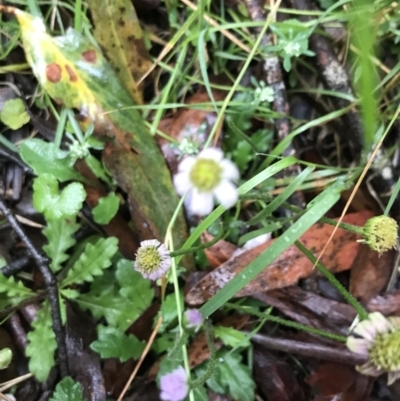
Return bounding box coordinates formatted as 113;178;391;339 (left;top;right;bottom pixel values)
117;317;163;401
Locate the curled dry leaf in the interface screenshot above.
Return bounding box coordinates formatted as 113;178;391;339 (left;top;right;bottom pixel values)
186;211;373;305
201;231;238;269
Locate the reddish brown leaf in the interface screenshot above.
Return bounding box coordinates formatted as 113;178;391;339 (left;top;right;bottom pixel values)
306;363;373;401
201;231;238;269
350;247;394;302
186;211;373;305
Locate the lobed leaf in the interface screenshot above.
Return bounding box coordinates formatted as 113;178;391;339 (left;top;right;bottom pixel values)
20;139;84;182
0;273;33;298
49;377;85;401
92;192;120;225
43;217;80;272
26;302;57;382
0;98;30;129
90;325;144;362
62;237;118;287
206;352;255;401
33;173;86;220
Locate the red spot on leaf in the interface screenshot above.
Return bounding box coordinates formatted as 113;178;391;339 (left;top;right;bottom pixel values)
46;63;62;83
82;50;96;63
65;65;78;82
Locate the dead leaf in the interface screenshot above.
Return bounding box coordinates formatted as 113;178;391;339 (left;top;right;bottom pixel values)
349;247;394;303
186;211;373;305
201;231;238;269
87;0;152;103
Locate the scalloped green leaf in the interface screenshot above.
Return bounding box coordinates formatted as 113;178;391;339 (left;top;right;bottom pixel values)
20;139;84;182
26;302;57;382
90;325;144;362
43;218;80;272
0;273;33;297
49;377;85;401
62;237;118;287
33;174;86;220
92;192;120;225
0;98;30;129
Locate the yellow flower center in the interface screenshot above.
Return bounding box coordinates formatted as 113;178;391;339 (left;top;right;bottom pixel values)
189;158;222;192
369;330;400;371
136;246;162;273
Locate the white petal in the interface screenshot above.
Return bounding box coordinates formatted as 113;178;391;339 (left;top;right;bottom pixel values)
220;159;240;181
186;189;214;216
369;312;393;333
173;172;191;196
140;239;161;247
346;337;371;355
354;320;378;341
177;156;196;173
388;371;400;385
199;147;223;162
356;361;383;377
213;180;238;209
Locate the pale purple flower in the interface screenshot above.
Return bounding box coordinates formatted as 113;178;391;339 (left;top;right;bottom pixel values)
347;312;400;385
184;309;204;331
134;240;171;280
160;366;189;401
173;148;239;216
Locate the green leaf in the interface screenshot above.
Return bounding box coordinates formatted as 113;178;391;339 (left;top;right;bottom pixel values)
43;218;80;272
92;192;120;225
116;258;154;321
0;98;30;129
74;290;133;330
213;327;250;348
0;348;12;370
49;376;85;401
33;174;86;220
26;302;57;382
0;273;33;297
90;325;144;362
20;139;84;182
62;237;118;287
206;352;255;401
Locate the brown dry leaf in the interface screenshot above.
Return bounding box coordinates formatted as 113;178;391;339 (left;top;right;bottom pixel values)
254;286;356;337
253;347;307;401
201;231;238;269
157;91;225;173
305;363;373;401
186;211;373;305
349;247;394;303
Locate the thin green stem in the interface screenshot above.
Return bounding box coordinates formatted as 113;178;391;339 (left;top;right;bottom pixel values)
294;241;368;320
227;303;347;342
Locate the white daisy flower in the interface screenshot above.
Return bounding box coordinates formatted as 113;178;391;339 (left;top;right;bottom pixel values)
134;239;172;280
347;312;400;384
173;148;239;216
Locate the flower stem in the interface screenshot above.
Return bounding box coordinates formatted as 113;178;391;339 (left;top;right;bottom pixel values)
170;224;226;257
294;241;368;320
226;303;347;342
189;320;216;389
317;216;364;236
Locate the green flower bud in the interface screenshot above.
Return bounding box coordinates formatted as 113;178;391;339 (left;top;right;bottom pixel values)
360;215;398;254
